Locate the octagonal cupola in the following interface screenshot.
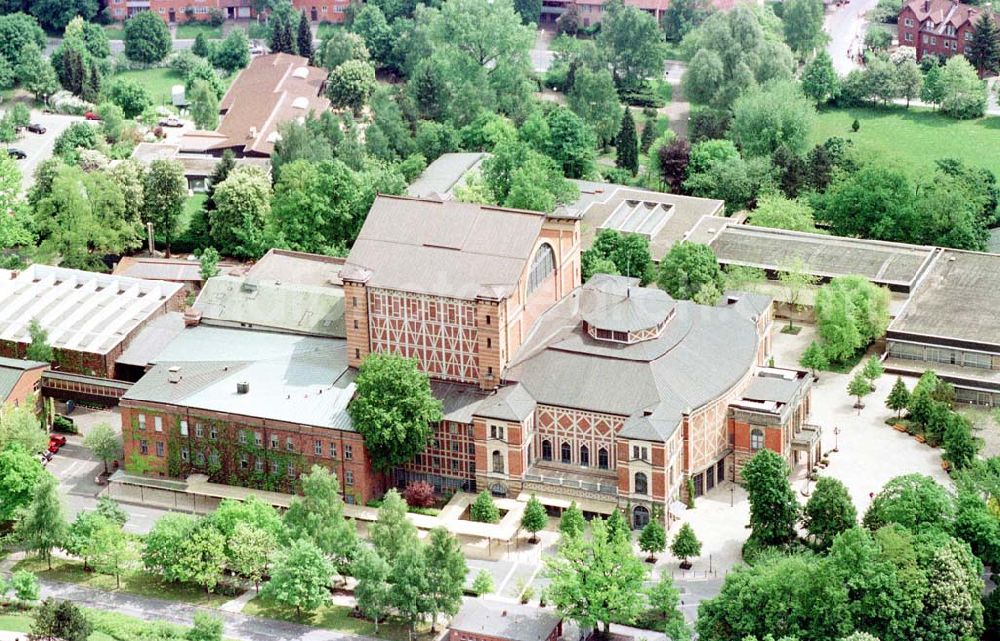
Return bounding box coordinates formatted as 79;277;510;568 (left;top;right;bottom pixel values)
579;275;676;344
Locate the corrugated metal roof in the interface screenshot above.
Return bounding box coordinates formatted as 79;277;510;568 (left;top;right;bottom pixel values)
123;327;355;430
345;196;546;300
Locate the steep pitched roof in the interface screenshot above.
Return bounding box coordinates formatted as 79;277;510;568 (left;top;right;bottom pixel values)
211;53;330;157
344;195;547;300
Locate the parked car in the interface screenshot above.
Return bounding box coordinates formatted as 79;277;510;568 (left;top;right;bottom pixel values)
6;148;26;159
49;434;67;448
158;117;183;128
26;123;46;134
84;111;100;121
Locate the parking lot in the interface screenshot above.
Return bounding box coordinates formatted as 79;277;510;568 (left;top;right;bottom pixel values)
2;109;86;192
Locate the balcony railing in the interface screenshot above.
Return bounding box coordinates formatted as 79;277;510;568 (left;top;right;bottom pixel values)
523;472;618;496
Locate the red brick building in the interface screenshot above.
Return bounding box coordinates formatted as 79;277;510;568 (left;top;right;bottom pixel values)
0;357;47;409
105;1;349;23
897;0;998;62
120;196;815;525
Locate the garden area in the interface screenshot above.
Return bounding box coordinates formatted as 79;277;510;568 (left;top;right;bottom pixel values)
809;106;1000;179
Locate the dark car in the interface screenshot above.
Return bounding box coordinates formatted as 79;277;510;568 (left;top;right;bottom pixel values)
6;148;26;159
26;123;46;134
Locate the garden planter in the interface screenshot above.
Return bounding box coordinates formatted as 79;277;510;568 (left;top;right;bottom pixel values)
892;424;907;432
915;435;926;443
679;561;692;570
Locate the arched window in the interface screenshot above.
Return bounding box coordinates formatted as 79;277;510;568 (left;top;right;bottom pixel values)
561;442;572;464
634;472;648;495
598;447;609;470
750;428;764;451
492;450;504;474
542;440;552;461
526;243;556;296
580;444;590;467
632;505;650;529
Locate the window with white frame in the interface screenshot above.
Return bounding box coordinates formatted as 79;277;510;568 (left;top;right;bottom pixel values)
154;416;163;432
180;420;188;436
751;428;764;450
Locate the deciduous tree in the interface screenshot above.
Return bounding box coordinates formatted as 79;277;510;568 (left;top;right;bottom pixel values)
353;547;391;631
17;472;67;569
262;538;333;616
670;522;701;567
424;527;467;630
228;522;276;592
521;494;547;543
349;354;443;471
123;10;171;64
598;0;667;91
939;55;987;119
862;473;954;532
559;501;586;539
370;489;418;563
83;423;121;475
803;477;856;550
143;159;187;256
729;80;814;157
31;599;92;641
639;517;667;561
801;50;838;104
471;490;500;523
0;443;44;523
657;242;724;301
209;165;272;259
282;465;357;575
326;59;377;116
782;0;826;57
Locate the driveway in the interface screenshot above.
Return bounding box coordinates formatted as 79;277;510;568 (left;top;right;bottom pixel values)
531;29;555;74
825;0;880;75
2;111;84;192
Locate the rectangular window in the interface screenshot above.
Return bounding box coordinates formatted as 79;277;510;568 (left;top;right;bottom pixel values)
270;461;279;474
197;451;206;465
210;426;218;440
138;415;146;430
344;444;353;460
209;451;219;466
255;458;264;472
923;34;929;43
905;32;913;42
155;442;164;457
140;439;148;455
904;17;913;26
286;437;295;452
241;454;249;469
255;432;263;447
239;431;247;445
180;420;188;436
181;447;189;461
287;464;297;479
451;459;459;470
195;423;204;438
345;470;354;486
329;442;337;458
931;36;936;45
270;435;279;449
345;495;356;505
966;31;973;40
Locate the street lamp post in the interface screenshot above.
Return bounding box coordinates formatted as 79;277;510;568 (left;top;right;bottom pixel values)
729;464;735;507
833;426;841;453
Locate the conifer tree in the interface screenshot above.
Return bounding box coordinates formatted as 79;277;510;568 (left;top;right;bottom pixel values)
640;117;656;153
886;377;910;419
967;12;1000;77
297;12;313;60
615;109;639;175
82;60;101;104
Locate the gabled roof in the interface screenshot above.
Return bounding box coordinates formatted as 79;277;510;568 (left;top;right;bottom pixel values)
474;383;537;422
0;357;47;402
901;0;997;32
211;53;330;157
344;195;547;300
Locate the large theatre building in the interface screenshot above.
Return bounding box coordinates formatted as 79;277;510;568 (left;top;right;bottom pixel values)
122;195;817;525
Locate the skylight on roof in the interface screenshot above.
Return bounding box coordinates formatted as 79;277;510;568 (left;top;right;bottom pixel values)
599;199;674;239
292;96;309;110
292;67;309;79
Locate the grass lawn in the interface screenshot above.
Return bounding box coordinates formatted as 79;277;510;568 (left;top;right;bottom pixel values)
316;22;342;39
176;23;224;39
243;597;435;641
103;25;126;39
809;106;1000;179
0;613;114;641
182;193;207;231
12;557;234;608
663;41;689;61
113;68;187;106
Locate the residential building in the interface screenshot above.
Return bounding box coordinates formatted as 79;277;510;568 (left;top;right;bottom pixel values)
539;0;760;28
129;143;270;193
120;196;814;525
178;54;330;158
449;600;563;641
0;266;183;379
0;357;47;408
106;1;347;22
897;0;998;62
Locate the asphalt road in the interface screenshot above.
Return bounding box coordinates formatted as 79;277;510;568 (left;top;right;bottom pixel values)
825;0;881;76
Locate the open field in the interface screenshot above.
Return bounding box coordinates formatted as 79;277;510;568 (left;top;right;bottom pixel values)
12;558;234;608
809;106;1000;178
176;23;224;39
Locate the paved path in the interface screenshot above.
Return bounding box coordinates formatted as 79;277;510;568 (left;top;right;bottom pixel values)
825;0;880;76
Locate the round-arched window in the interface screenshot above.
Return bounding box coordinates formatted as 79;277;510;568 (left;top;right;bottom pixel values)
634;472;648;495
527;243;556;296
